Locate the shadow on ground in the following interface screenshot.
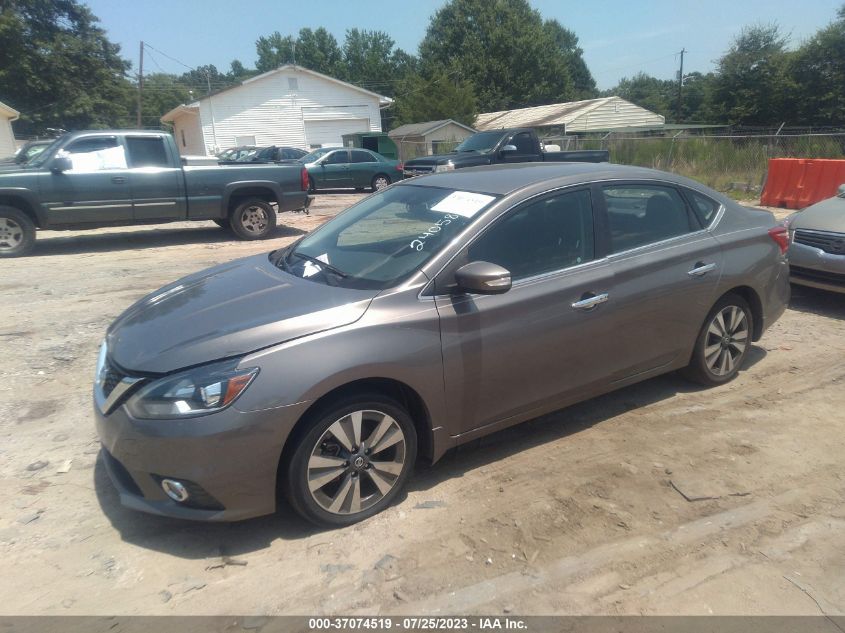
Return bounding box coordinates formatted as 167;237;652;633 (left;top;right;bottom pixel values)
30;224;307;257
788;284;845;320
95;347;765;558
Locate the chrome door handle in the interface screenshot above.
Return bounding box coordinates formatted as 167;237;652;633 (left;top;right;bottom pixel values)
572;293;609;311
688;262;716;277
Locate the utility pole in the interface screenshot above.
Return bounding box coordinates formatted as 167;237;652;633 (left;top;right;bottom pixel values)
676;48;686;123
137;41;144;128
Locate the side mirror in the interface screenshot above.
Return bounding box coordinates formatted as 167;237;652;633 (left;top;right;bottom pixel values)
500;144;517;153
454;261;512;295
51;156;72;173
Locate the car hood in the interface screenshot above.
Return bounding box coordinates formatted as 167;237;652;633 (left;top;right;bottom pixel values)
106;253;378;374
791;195;845;233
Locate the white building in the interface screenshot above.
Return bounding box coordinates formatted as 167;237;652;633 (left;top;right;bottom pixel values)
161;65;393;156
475;96;664;135
0;100;20;157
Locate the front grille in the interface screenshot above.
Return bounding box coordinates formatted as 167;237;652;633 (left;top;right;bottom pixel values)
403;165;434;176
790;265;845;286
794;229;845;255
101;362;125;399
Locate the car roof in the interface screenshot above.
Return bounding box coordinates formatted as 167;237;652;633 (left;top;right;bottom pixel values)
395;162;715;197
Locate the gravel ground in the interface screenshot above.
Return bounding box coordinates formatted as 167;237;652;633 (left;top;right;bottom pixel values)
1;193;843;616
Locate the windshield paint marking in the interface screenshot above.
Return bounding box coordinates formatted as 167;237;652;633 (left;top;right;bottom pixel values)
410;213;460;251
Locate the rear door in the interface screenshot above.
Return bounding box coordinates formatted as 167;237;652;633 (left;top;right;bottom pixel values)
349;150;379;188
125;135;186;221
434;187;617;434
598;182;723;379
39;135;133;225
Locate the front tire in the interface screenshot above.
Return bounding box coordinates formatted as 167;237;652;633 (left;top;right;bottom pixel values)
0;206;36;258
284;394;417;527
228;198;276;240
683;293;753;386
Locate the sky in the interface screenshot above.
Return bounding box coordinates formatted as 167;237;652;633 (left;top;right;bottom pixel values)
85;0;842;91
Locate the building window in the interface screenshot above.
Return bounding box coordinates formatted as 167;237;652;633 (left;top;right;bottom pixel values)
235;135;256;147
288;78;299;91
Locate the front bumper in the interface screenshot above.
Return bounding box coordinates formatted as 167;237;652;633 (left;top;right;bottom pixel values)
95;395;309;521
788;242;845;294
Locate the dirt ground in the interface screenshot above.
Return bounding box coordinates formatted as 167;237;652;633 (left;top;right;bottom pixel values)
1;194;844;616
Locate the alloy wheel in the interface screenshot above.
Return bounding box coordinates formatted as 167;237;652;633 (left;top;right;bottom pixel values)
240;205;269;235
306;409;406;515
704;305;749;376
373;176;390;191
0;217;23;250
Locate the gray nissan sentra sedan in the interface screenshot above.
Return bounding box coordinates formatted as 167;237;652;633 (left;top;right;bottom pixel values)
94;163;790;526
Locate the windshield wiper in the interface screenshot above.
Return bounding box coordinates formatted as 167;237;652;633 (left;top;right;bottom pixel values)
290;251;349;278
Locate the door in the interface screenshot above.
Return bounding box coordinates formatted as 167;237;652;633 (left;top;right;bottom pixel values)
598;182;723;379
499;131;539;163
434;188;617;434
125;135;186;221
304;119;368;148
39;135;133;225
349;149;379;188
318;150;353;189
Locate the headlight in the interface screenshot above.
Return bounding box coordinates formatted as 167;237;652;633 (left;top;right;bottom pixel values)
125;359;258;420
434;163;455;173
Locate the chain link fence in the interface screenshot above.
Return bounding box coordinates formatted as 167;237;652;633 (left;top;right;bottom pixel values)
395;139;462;162
546;132;845;197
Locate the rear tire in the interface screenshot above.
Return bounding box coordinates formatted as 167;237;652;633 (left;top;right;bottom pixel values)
228;198;276;240
371;174;391;192
0;206;36;258
283;393;417;527
683;293;753;386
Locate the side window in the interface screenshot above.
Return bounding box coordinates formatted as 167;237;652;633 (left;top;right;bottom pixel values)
602;185;693;253
688;190;721;227
468;189;594;280
62;136;126;171
324;151;348;165
126;137;170;168
509;132;535;154
351;150;375;163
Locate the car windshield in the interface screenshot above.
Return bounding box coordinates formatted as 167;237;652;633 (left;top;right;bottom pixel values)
300;148;335;163
26;137;65;168
273;184;499;289
453;131;507;153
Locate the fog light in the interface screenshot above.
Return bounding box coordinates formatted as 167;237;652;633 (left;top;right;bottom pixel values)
161;479;189;503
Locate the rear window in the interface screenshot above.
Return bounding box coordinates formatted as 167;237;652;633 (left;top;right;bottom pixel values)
126;137;170;168
688;191;721;227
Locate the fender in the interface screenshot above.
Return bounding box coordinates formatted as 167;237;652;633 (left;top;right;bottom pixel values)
0;187;47;227
221;180;284;213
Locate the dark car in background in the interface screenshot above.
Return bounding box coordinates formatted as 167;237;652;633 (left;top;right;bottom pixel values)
94;163;789;527
785;185;845;293
300;147;402;192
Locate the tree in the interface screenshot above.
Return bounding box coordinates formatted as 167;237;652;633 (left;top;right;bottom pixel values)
609;72;676;119
255;32;296;72
544;19;597;99
789;5;845;125
417;0;578;112
139;73;191;127
393;70;477;128
0;0;133;135
710;24;794;126
294;27;343;77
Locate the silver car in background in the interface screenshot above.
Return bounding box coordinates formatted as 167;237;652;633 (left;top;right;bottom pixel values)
786;185;845;293
94;163;790;527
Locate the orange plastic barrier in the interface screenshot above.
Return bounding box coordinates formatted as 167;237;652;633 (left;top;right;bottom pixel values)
761;158;845;209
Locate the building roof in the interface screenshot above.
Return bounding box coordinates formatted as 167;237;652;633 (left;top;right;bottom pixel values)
388;119;476;138
0;100;20;119
475;96;661;131
161;64;393;123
